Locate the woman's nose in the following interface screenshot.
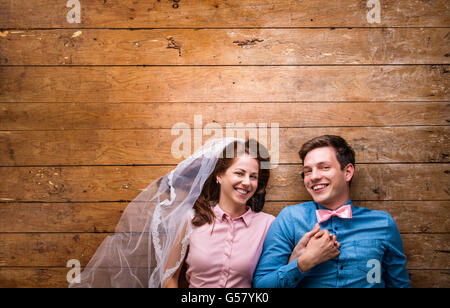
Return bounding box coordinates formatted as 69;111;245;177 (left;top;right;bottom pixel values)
241;175;250;186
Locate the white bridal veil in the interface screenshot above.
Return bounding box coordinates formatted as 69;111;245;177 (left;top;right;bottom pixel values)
69;138;247;288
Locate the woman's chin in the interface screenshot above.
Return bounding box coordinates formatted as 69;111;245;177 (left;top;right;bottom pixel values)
232;195;250;207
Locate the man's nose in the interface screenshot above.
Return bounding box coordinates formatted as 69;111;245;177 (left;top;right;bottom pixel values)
310;168;321;180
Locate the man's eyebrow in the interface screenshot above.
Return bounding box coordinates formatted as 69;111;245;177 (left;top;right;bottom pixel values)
303;161;332;168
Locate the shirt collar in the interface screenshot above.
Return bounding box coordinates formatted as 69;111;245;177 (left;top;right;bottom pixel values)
213;205;253;227
314;199;354;211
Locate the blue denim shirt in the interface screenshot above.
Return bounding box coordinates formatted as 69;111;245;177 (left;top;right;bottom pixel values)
253;201;411;288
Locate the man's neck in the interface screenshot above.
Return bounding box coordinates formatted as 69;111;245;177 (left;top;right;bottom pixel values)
319;198;351;211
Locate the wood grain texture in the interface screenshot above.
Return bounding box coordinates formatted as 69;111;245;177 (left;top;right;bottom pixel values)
1;28;449;65
0;267;71;288
0;126;448;166
0;0;448;289
0;233;109;267
403;234;450;269
1;102;449;130
1;164;448;202
0;165;172;203
1;0;449;28
0;66;448;103
408;270;450;288
1;201;448;233
0;267;447;288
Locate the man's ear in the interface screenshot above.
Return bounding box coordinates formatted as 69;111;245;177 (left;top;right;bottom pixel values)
344;163;355;183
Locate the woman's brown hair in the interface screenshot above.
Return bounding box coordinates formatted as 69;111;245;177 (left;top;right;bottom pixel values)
192;139;270;227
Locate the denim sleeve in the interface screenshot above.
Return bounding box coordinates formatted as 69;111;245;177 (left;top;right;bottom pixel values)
382;214;411;288
253;208;307;288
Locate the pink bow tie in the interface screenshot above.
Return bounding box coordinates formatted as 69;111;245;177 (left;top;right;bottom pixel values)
316;204;352;223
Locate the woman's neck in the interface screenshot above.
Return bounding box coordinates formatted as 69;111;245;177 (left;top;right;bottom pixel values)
218;199;248;218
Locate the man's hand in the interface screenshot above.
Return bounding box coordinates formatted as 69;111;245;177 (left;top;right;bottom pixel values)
289;224;340;263
288;223;320;263
297;228;340;273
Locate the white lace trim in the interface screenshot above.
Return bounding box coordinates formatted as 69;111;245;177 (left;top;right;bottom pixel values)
161;217;193;283
151;138;244;286
151;170;175;264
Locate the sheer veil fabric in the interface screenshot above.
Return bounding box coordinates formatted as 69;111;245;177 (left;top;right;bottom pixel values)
69;138;246;288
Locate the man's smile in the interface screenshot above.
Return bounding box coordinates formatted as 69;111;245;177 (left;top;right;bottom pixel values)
311;183;329;192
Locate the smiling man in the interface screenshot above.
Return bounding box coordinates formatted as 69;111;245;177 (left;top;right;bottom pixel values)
253;135;410;288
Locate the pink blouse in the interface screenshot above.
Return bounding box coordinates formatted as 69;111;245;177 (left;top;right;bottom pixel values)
185;205;275;288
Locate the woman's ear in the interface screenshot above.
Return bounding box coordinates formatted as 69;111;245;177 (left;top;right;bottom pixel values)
216;174;222;184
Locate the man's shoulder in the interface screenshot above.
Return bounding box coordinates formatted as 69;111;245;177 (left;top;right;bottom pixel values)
275;201;316;223
267;201;316;235
354;205;396;227
279;201;316;214
355;205;394;219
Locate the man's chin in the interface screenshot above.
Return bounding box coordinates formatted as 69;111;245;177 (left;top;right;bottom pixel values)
310;194;329;206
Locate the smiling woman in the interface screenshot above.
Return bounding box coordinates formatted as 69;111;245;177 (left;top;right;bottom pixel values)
215;154;260;216
165;139;275;288
192;140;270;227
67;138;275;288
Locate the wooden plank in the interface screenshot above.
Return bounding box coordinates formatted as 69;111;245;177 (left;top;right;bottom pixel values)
408;269;450;288
1;28;449;65
0;202;125;233
1;0;448;28
1;201;448;233
0;164;448;202
1;102;448;131
0;233;108;267
0;267;447;288
0;267;70;288
0;165;172;203
0;233;447;269
0;66;448;103
403;234;450;270
0;127;448;166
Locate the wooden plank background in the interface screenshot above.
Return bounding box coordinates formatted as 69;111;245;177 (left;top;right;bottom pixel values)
0;0;449;288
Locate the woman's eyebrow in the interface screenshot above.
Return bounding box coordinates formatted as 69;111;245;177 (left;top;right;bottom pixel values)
233;168;258;174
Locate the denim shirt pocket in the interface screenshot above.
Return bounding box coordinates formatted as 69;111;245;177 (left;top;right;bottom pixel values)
351;239;384;274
